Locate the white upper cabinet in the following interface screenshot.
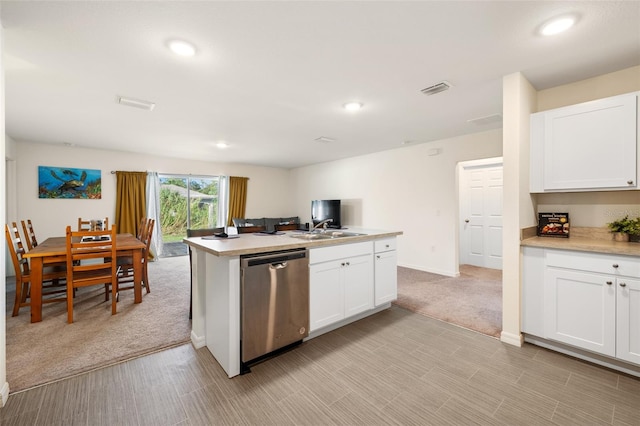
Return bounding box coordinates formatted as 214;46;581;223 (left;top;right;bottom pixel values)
530;92;639;192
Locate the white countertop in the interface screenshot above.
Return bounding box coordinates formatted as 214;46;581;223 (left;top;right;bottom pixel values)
183;227;402;257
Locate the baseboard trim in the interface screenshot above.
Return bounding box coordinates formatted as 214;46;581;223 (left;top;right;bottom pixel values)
500;331;524;347
190;331;206;349
397;263;459;277
0;381;9;407
306;303;392;340
525;335;640;378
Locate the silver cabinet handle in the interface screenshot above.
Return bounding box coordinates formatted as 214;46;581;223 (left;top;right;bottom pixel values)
606;281;613;285
376;255;381;259
612;264;619;268
341;262;346;267
620;282;627;287
385;244;390;248
627;180;634;185
464;219;470;223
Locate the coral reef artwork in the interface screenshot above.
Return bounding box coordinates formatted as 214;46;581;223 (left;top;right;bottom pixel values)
38;166;102;199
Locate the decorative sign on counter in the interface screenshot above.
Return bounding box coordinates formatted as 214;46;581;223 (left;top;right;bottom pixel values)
538;212;570;238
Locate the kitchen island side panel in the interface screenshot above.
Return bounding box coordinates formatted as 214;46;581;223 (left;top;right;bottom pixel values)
204;253;241;378
190;249;206;348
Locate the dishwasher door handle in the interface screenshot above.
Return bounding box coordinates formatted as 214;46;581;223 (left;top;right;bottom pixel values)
269;262;288;270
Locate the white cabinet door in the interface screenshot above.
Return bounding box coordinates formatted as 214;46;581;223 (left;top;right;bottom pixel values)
375;250;397;306
616;277;640;365
544;267;616;356
343;254;374;318
309;260;344;331
531;92;638;192
309;252;374;331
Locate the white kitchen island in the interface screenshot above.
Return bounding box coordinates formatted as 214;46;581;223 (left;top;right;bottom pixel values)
184;228;402;378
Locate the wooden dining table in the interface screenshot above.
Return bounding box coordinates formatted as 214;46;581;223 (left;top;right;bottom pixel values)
23;233;147;323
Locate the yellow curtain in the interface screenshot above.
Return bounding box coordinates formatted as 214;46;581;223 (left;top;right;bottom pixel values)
227;176;248;226
115;171;147;235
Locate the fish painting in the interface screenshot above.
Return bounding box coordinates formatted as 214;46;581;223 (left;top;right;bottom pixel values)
38;166;102;199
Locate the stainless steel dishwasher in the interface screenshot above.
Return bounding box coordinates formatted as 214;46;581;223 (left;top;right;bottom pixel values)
240;249;309;370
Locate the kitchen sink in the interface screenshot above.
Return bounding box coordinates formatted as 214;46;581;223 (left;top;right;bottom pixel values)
289;231;366;240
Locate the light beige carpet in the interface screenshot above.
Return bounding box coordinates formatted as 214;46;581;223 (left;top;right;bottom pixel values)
394;264;502;338
5;256;191;393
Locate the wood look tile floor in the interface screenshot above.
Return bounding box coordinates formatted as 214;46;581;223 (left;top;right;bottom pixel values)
2;306;639;425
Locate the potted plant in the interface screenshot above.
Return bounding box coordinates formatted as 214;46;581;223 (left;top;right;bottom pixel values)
627;217;640;243
606;215;639;242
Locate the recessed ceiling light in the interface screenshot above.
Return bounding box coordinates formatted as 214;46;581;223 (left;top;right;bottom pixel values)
167;39;197;56
343;102;363;111
216;142;228;149
540;16;576;36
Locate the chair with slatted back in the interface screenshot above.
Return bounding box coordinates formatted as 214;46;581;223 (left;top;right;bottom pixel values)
5;223;67;317
136;217;147;239
65;225;118;323
117;218;155;295
21;219;67;281
78;217;109;231
21;219;39;251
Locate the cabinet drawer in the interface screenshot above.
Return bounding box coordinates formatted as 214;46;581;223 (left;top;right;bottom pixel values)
374;238;396;253
546;250;640;277
309;241;373;265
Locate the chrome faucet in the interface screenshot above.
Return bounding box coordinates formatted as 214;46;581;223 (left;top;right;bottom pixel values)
311;218;333;232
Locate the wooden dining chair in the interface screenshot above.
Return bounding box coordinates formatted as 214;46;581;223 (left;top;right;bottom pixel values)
117;218;155;295
65;225;118;323
236;225;266;234
78;217;109;231
21;218;69;275
5;223;67;317
21;219;39;250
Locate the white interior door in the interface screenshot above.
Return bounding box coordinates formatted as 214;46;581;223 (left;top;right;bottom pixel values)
459;159;503;270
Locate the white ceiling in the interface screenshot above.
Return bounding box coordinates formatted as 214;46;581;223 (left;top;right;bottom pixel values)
2;1;640;169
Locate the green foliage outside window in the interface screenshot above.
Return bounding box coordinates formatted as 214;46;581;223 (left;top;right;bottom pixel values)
159;177;219;242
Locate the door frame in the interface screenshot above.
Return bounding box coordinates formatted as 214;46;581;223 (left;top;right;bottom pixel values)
456;156;504;271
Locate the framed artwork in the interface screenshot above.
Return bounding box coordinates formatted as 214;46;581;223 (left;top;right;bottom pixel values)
38;166;102;199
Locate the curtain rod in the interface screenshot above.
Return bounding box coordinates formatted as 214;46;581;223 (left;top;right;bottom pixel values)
111;171;248;180
110;171;148;174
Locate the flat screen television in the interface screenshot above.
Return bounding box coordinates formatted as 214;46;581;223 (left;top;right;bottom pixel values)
311;199;341;229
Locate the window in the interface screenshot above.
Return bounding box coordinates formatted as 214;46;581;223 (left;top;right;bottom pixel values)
158;174;226;256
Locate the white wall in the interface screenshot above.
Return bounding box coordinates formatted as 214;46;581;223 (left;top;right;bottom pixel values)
12;141;294;242
290;129;503;276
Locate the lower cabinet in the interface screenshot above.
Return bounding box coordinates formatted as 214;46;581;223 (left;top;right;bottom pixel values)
374;238;397;306
544;267;616;356
309;242;374;332
617;277;640;364
523;247;640;366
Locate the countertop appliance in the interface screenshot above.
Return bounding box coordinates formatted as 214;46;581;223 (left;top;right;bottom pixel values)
240;249;309;370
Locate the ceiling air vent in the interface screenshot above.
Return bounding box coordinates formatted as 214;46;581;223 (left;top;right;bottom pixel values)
421;81;452;96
